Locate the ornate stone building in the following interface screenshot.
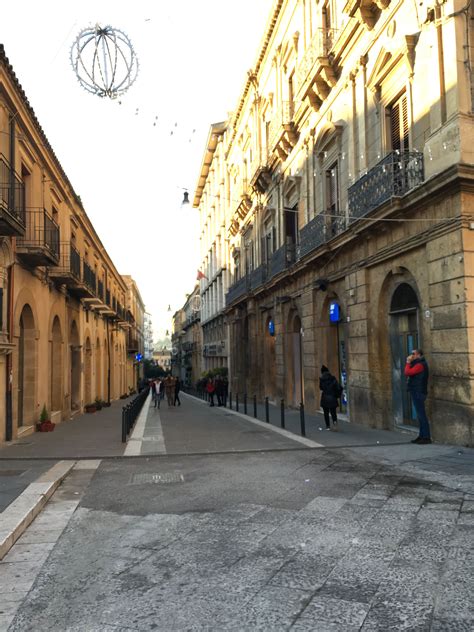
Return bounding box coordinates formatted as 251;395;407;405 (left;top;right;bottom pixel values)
193;0;474;446
171;286;202;385
0;46;145;442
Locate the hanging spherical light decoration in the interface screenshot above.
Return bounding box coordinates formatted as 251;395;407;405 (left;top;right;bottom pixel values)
70;24;139;99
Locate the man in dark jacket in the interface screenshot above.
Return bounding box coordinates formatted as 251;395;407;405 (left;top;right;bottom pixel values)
404;349;431;444
174;377;181;407
319;365;342;431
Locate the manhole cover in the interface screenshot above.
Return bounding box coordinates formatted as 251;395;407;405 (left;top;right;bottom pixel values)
129;472;184;485
0;470;25;477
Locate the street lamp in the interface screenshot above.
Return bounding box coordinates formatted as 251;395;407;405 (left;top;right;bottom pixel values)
182;190;190;206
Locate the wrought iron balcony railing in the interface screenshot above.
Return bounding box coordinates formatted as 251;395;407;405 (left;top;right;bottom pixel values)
299;213;326;259
268;243;296;279
225;275;250;307
50;243;82;284
17;209;60;266
83;261;96;294
296;28;339;95
0;154;25;236
249;264;267;291
348;150;424;223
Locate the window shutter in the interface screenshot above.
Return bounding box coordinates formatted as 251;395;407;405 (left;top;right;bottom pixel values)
401;95;409;151
390;101;401;152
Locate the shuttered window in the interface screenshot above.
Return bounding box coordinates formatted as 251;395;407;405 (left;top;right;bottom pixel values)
326;163;339;213
389;93;409;152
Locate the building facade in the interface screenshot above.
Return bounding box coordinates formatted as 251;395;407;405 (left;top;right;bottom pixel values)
122;275;145;390
0;46;144;443
171;286;202;385
193;0;474;446
144;312;154;360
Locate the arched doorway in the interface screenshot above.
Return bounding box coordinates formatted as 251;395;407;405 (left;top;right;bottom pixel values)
390;283;420;427
84;337;92;405
17;304;36;426
70;321;81;411
264;315;276;399
95;338;101;400
50;316;63;412
286;312;303;407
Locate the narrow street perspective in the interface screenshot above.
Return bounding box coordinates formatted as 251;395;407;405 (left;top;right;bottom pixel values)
1;394;473;631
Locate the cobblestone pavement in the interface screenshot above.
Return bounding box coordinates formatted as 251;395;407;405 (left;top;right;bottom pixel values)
4;442;473;631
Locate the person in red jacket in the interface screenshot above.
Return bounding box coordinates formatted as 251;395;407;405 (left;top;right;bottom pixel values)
206;378;216;406
404;349;431;444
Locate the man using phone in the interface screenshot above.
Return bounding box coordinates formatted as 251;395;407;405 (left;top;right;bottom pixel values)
404;349;431;444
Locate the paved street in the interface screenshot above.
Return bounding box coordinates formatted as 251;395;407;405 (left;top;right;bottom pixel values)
1;395;473;631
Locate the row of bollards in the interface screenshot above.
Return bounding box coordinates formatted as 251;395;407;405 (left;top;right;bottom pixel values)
227;391;306;437
121;387;150;443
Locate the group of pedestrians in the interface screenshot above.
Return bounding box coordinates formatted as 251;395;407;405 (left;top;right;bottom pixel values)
203;376;228;407
150;375;181;408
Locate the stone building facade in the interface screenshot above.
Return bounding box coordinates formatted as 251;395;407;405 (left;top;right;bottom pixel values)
171;286;202;385
0;46;145;443
122;276;145;390
193;0;474;446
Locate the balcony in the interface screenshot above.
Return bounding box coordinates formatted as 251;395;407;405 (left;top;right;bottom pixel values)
50;243;82;285
225;275;249;307
348;151;424;224
299;214;326;259
268;101;298;161
0;154;25;236
127;336;139;353
296;29;339;108
17;209;60;267
249;264;267;291
250;148;271;194
268;243;295;280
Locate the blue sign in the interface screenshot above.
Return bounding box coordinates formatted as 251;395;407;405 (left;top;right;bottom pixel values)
135;353;143;362
329;301;341;323
268;319;275;336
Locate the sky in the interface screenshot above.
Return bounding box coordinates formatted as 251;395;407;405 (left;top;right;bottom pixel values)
1;0;274;341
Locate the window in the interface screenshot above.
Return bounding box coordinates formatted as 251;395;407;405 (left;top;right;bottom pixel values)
388;93;409;153
326;162;340;236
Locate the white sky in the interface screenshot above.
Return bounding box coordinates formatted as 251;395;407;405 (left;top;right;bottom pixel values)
1;0;274;340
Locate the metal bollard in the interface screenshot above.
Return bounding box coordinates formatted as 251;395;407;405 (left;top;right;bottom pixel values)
229;392;232;409
121;407;127;443
280;399;285;429
244;393;247;415
265;397;270;423
299;402;306;437
253;395;257;418
236;393;239;412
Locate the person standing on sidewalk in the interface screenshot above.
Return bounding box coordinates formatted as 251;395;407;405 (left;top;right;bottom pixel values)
154;380;161;409
319;365;342;431
174;377;181;407
206;378;216;406
164;375;176;407
405;349;431;444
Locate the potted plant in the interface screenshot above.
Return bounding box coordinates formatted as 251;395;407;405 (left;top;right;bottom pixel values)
84;402;97;413
37;405;55;432
101;399;111;408
94;397;102;411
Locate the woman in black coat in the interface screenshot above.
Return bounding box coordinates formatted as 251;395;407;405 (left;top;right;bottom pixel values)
319;365;342;431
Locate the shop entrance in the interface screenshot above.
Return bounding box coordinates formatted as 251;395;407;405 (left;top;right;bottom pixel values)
390;283;419;427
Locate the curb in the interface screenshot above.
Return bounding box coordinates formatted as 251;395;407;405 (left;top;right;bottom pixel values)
0;460;75;560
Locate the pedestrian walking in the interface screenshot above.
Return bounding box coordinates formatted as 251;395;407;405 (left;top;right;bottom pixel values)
154;380;161;409
319;365;342;431
206;378;216;406
404;349;431;444
174;377;181;406
164;375;176;407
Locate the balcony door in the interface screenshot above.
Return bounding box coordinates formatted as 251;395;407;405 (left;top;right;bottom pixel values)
17;304;36;427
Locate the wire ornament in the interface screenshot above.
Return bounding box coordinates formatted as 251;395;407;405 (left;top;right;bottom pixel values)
70;24;139;98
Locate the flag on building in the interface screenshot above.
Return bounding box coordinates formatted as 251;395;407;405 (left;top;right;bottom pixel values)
196;270;207;280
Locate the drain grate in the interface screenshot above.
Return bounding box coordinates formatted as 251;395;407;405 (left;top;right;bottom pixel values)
129;472;184;485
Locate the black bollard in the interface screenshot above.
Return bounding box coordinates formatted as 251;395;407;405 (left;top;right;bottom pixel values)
280;399;285;429
253;395;257;418
229;392;232;409
265;397;269;423
299;402;306;437
121;407;127;443
236;393;239;412
244;393;248;415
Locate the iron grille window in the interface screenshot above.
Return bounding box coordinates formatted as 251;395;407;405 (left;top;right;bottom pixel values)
389;93;409;153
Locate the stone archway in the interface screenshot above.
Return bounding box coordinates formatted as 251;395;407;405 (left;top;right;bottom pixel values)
70;321;81;411
264;314;276;399
286;311;304;407
95;338;101;400
17;304;37;426
50;316;63;412
84;337;92;405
